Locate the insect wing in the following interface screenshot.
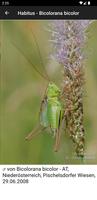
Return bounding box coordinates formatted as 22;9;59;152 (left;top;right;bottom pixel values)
40;98;49;128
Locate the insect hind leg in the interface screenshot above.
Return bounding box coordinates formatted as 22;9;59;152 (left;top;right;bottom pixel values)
25;125;46;141
54;117;64;152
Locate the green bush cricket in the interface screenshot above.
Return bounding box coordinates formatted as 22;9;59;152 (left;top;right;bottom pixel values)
26;81;64;151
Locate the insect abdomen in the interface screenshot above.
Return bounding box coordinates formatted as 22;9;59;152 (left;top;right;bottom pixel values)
47;100;61;130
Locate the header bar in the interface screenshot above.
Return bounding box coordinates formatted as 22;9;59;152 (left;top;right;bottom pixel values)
0;6;97;19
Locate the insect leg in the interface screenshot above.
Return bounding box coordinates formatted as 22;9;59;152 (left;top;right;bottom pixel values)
25;125;46;141
26;86;49;141
54;117;64;152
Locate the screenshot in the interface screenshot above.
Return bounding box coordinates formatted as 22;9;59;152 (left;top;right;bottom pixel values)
0;1;97;199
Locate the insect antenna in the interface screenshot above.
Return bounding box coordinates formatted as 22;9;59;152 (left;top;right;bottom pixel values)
11;40;49;81
31;30;50;81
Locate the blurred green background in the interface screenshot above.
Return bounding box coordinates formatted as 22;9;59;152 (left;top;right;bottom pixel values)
0;20;97;164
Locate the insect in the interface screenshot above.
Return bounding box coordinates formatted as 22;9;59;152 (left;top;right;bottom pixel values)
12;30;64;152
26;81;64;151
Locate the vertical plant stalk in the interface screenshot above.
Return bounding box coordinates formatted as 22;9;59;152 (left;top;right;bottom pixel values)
51;20;91;157
63;66;85;157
